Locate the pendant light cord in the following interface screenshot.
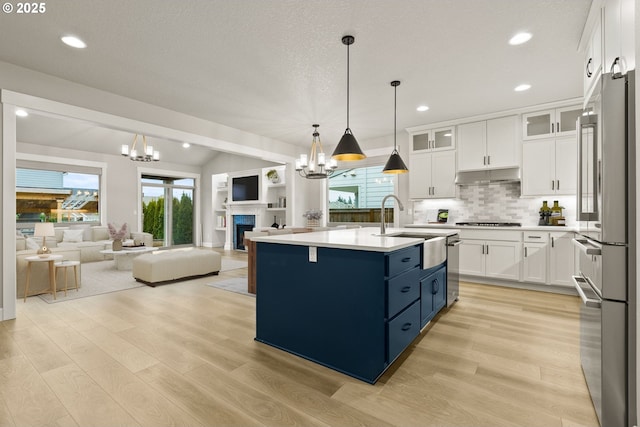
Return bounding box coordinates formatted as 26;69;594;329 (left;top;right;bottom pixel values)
346;42;350;129
393;85;397;151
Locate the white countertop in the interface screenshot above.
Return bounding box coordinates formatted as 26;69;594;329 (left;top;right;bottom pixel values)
406;223;577;232
250;227;458;252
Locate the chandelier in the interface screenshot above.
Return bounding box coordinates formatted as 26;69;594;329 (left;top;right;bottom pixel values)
121;134;159;162
295;124;337;179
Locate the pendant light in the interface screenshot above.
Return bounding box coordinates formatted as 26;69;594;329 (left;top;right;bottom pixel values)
331;35;366;161
383;80;409;174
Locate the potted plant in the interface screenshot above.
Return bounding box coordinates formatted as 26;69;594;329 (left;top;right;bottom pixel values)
266;169;280;184
303;209;323;227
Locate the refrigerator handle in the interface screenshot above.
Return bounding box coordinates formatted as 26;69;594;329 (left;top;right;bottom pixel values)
572;275;602;308
576;114;599;221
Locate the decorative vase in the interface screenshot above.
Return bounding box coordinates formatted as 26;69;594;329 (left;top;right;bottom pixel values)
112;239;123;251
306;219;320;227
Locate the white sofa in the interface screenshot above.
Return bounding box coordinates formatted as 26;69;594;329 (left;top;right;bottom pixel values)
16;225;153;298
17;225;153;263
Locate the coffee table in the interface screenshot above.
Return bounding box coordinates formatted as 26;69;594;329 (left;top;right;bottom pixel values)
100;247;158;270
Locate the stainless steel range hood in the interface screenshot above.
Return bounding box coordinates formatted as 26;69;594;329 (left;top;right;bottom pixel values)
455;167;520;185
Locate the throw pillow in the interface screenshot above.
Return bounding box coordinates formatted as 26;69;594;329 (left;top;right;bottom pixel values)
70;224;92;241
25;237;40;250
62;229;84;243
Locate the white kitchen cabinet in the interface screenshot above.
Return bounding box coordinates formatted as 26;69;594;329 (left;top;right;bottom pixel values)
458;230;521;281
549;232;576;286
584;12;602;98
457;116;519;171
523;242;548;284
522;136;577;196
603;0;635;76
410;126;455;153
408;151;455;199
522;106;582;140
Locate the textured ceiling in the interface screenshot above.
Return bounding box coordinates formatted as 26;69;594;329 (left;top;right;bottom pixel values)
0;0;591;164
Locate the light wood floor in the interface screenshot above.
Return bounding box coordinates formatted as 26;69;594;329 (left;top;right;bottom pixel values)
0;249;599;427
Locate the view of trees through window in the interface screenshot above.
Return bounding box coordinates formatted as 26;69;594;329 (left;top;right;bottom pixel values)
328;165;395;223
141;176;194;246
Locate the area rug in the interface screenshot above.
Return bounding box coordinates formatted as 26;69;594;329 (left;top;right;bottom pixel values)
206;277;253;297
220;258;248;271
37;260;144;304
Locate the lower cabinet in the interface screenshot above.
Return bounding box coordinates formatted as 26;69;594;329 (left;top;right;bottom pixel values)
522;242;547;283
459;239;520;280
256;242;424;384
420;264;446;328
548;232;576;286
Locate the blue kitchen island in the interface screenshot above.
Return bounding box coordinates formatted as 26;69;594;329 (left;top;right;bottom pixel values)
252;227;451;384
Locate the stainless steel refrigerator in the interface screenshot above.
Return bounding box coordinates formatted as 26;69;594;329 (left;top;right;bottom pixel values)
573;70;636;427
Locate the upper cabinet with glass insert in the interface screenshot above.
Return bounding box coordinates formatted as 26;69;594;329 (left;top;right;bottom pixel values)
410;126;455;153
522;106;583;140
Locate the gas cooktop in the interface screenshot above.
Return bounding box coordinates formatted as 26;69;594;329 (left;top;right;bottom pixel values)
455;222;522;227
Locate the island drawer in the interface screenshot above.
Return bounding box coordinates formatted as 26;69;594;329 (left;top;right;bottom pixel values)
387;300;420;363
386;245;421;277
387;267;420;318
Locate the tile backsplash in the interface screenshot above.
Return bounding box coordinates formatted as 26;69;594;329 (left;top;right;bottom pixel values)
412;182;576;227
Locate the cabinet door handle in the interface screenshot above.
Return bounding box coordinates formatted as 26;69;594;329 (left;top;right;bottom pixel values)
524;247;528;257
552;180;555;190
401;323;413;331
586;57;593;78
551;237;555;248
432;187;435;195
432;279;439;294
551;122;554;133
557;180;560;190
486;245;489;255
487;155;490;165
481;244;485;255
401;286;412;293
483;156;486;165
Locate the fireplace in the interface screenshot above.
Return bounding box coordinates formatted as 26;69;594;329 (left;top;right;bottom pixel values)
233;215;256;250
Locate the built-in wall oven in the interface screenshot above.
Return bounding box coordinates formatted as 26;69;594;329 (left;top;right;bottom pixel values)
574;71;636;427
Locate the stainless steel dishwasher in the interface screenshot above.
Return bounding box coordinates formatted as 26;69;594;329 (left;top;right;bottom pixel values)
445;234;461;307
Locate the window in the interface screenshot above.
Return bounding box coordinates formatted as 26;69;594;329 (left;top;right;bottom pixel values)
141;175;195;246
16;167;100;225
328;165;396;224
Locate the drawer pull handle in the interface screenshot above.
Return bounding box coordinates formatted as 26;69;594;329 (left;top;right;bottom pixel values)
401;257;412;263
527;235;541;239
401;286;412;293
401;323;412;331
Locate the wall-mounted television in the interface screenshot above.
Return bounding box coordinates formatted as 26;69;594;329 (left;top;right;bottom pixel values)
231;175;259;202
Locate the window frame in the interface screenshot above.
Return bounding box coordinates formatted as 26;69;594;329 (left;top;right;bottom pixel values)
15;153;107;231
326;156;400;228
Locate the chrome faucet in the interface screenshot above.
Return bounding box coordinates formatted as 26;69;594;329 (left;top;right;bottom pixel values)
380;194;404;235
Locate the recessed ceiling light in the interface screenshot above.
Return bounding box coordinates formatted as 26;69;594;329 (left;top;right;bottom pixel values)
61;35;87;49
509;32;532;45
416;105;429;112
15;109;28;117
182;142;191;148
514;84;531;92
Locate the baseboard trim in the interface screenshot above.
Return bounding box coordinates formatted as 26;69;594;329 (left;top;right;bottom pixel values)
459;275;577;296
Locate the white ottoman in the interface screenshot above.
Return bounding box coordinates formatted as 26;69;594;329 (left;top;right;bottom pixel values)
132;248;222;286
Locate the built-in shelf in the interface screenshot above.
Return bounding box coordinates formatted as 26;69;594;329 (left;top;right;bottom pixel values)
266;208;286;211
